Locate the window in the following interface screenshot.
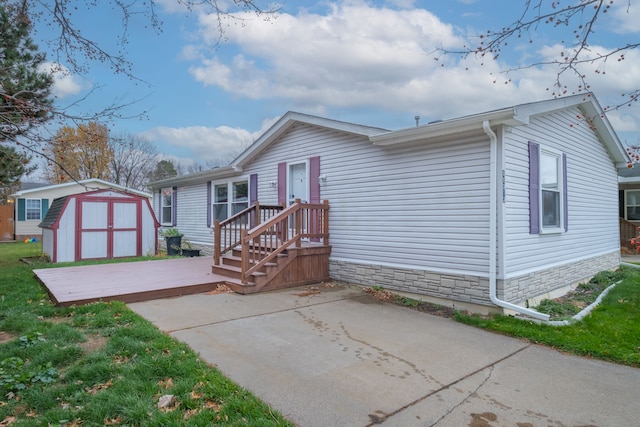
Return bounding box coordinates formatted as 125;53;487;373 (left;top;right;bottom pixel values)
211;179;249;222
529;141;567;234
626;190;640;220
161;188;173;225
213;184;228;222
232;181;248;215
540;150;561;229
26;199;41;220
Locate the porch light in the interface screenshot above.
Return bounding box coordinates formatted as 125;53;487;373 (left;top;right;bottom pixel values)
319;174;327;184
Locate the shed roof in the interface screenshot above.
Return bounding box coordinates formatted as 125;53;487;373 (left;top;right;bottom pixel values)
12;178;151;199
39;196;68;229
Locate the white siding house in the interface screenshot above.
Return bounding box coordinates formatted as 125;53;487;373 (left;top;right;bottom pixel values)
149;94;629;317
10;179;151;241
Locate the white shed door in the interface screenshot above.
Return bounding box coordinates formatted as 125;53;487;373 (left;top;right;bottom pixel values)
78;199;140;260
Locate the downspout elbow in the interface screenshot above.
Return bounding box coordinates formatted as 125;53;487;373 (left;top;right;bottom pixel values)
483;120;550;322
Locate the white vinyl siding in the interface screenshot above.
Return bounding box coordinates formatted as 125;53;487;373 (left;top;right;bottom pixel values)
173;183;211;245
502;107;619;277
243;123;492;277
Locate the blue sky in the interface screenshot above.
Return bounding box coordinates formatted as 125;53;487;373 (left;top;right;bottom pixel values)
31;0;640;169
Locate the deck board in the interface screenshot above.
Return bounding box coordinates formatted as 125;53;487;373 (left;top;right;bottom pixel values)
33;257;239;306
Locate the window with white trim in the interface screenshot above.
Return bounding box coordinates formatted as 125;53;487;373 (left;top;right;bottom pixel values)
540;150;562;230
213;183;228;222
26;199;41;220
161;188;173;225
529;141;567;234
626;190;640;220
211;179;249;222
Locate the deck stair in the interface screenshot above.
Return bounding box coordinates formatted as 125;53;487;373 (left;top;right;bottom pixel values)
212;200;331;294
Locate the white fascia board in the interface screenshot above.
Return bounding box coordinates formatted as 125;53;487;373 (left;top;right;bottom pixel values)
147;166;236;189
370;108;525;146
578;102;631;168
619;176;640;184
12;178;150;198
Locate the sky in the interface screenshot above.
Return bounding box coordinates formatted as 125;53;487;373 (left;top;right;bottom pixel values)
28;0;640;170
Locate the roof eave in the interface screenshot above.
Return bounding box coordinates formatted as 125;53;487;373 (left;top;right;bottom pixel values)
370;108;525;146
147;166;236;189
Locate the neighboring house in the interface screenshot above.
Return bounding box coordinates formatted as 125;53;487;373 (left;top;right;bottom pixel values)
618;165;640;247
11;179;151;241
148;94;629;318
39;189;158;263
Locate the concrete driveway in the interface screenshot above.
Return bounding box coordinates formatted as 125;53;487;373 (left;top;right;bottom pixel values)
128;283;640;427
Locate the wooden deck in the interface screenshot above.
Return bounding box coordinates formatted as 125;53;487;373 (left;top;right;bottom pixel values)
33;257;239;306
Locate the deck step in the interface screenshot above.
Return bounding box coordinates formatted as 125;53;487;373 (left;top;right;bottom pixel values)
221;255;277;269
212;263;267;281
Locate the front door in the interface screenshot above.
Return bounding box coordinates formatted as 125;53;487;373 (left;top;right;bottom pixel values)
288;162;307;204
77;198;140;260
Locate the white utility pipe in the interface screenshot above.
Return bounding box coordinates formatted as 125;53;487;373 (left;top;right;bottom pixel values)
483;120;550;321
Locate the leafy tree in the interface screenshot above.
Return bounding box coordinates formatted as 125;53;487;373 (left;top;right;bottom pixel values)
0;145;36;203
109;132;158;191
148;159;178;182
444;0;638;110
0;2;53;144
44;122;113;183
0;0;277;182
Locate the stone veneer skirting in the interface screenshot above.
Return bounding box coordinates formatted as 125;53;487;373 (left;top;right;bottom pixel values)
501;251;620;305
329;251;621;309
329;260;492;306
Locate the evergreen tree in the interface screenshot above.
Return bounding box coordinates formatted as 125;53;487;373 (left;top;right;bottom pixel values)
0;2;53;143
148;160;178;182
0;145;35;203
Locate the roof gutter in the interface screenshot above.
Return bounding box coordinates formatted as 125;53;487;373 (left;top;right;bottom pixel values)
483;120;550;321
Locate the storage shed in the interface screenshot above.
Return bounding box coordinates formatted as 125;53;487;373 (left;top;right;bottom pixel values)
39;189;159;263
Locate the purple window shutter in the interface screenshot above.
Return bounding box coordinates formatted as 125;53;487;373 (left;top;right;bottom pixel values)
206;181;212;228
529;141;540;234
309;156;320;204
250;174;258;205
277;162;286;205
309;156;321;241
158;189;162;219
563;153;568;232
172;186;177;226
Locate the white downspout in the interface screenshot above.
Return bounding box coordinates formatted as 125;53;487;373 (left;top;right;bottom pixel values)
483;120;550;321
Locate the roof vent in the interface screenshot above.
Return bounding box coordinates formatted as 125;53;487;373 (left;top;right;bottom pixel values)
415;115;420;127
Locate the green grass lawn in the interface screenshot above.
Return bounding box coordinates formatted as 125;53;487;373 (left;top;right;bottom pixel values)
454;266;640;367
0;242;292;426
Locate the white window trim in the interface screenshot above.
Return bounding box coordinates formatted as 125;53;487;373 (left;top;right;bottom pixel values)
539;146;564;234
26;198;42;221
210;176;250;222
160;188;173;226
624;189;640;221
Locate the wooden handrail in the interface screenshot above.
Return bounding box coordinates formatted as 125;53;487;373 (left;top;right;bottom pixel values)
214;202;284;265
241;199;329;284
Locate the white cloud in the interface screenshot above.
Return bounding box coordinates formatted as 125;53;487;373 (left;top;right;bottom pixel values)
610;2;640;34
39;62;84;99
139;118;278;163
188;3;483;115
181;1;640;134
